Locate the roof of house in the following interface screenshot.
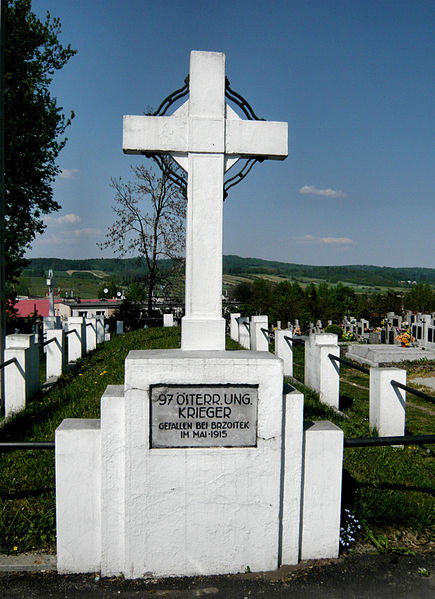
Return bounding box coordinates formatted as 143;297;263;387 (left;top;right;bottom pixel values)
13;298;119;317
13;299;62;318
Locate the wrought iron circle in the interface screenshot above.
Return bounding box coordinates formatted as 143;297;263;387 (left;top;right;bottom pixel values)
144;76;267;200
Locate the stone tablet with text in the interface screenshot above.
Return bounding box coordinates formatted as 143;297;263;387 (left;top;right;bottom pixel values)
150;384;258;447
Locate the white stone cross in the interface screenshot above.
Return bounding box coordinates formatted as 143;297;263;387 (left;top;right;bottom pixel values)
123;51;287;350
46;269;55;317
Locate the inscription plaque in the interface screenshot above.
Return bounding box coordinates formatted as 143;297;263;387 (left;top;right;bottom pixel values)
150;384;258;448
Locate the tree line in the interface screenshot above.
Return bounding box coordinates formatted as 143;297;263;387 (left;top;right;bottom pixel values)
229;280;435;328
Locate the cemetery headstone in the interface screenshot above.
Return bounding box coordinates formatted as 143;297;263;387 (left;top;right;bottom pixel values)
56;50;343;580
123;51;287;350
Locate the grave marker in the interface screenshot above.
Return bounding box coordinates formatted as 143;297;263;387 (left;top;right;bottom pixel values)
123;51;287;350
56;50;343;579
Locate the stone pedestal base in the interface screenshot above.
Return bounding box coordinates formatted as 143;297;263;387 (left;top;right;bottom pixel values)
181;317;226;350
56;350;343;579
56;350;305;578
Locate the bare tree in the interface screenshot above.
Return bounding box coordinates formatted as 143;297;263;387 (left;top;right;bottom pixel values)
100;160;186;315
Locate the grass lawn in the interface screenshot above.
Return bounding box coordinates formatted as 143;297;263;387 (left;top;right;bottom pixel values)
0;331;433;556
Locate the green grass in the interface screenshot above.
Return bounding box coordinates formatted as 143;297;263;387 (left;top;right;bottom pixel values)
292;344;434;550
0;332;433;555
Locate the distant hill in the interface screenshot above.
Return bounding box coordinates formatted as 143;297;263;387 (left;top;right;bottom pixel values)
222;256;435;287
24;256;435;288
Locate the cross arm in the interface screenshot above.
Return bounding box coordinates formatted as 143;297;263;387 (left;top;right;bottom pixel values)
123;115;188;155
225;120;288;160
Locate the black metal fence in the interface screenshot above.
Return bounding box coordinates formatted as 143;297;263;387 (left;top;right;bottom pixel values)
0;357;18;370
2;434;434;454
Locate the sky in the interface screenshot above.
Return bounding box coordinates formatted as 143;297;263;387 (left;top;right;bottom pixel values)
28;0;434;268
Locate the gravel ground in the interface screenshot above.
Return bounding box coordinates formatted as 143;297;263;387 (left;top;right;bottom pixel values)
0;551;433;599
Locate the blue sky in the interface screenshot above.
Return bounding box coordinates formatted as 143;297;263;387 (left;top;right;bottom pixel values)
29;0;434;268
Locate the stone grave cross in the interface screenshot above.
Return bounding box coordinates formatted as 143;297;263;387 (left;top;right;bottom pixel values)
123;51;287;350
46;269;55;317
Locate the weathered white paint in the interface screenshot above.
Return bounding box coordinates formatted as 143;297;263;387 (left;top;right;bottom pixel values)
56;350;315;578
230;313;241;342
238;316;250;349
85;317;97;353
300;421;343;560
100;386;125;576
66;317;85;363
253;321;270;352
96;316;105;344
369;367;406;437
123;51;287;351
45;329;66;380
250;315;268;351
4;334;38;417
120;350;284;578
56;419;101;574
55;349;345;576
275;329;293;377
163;313;174;327
304;334;340;409
4;348;27;417
280;387;304;565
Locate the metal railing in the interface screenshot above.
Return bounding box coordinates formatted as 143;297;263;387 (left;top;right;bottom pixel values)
41;338;56;348
328;353;370;375
344;434;435;448
391;379;435;404
0;442;55;453
0;357;18;370
2;434;434;454
284;335;305;346
64;329;76;336
261;327;274;340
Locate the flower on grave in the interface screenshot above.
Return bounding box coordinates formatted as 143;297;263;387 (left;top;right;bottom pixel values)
339;509;361;551
342;331;357;341
13;546;17;551
395;329;415;347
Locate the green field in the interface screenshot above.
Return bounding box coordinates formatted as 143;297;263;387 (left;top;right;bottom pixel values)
17;274;104;299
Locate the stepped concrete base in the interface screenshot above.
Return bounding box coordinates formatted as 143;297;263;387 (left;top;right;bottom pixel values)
345;344;435;367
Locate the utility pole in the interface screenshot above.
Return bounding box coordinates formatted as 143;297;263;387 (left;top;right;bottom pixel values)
0;0;6;416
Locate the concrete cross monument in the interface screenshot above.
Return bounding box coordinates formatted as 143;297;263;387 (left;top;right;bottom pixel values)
43;269;61;333
123;51;287;350
55;51;343;580
46;269;55;317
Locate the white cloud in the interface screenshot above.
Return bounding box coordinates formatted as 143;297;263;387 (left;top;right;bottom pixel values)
294;234;354;246
72;228;102;237
319;236;353;245
59;168;79;180
45;213;82;225
299;185;347;198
